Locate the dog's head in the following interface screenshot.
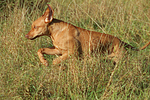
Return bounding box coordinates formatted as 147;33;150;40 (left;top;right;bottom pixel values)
25;4;54;40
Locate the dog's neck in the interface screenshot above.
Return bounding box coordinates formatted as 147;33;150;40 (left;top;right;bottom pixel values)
47;18;70;40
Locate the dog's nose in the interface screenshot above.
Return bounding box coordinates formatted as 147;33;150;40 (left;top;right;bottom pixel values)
25;34;29;38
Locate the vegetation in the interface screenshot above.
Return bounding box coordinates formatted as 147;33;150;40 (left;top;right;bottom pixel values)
0;0;150;99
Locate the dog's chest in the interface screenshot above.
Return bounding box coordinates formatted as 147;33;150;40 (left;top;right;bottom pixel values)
51;32;69;50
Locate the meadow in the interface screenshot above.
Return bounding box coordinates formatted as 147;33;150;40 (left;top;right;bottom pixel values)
0;0;150;99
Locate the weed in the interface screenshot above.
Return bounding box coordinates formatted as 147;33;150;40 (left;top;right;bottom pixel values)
0;0;150;99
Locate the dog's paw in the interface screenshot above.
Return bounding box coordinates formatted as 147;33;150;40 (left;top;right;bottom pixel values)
52;59;61;65
42;60;49;66
58;65;67;71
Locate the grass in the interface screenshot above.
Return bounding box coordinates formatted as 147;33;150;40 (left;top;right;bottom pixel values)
0;0;150;99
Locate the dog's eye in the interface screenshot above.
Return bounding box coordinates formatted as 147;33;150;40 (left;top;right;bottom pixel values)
34;26;37;29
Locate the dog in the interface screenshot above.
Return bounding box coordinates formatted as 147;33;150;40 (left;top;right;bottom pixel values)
25;4;150;66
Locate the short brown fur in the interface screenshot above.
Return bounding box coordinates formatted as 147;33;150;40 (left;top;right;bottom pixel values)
25;4;150;66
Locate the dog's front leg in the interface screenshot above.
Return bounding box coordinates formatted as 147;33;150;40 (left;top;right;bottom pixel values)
52;52;69;65
52;39;79;65
37;46;61;66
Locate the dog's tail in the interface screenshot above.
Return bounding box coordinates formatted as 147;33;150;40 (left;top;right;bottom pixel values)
139;42;150;50
123;42;150;51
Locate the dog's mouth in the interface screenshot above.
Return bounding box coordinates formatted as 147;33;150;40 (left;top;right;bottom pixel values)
25;34;43;40
30;36;39;40
25;33;42;40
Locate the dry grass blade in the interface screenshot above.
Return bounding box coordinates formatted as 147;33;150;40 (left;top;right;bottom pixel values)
0;0;150;99
101;64;118;100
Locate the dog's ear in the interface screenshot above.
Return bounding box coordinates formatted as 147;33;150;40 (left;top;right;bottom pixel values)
43;4;54;23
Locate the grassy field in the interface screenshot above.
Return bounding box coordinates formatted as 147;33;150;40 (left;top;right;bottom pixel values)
0;0;150;99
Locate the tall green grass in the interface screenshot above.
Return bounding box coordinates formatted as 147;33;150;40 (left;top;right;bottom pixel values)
0;0;150;99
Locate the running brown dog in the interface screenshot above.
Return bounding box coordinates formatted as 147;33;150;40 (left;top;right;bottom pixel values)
25;4;150;66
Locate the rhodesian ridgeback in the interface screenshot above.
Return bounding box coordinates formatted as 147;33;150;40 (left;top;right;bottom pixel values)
25;4;150;66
